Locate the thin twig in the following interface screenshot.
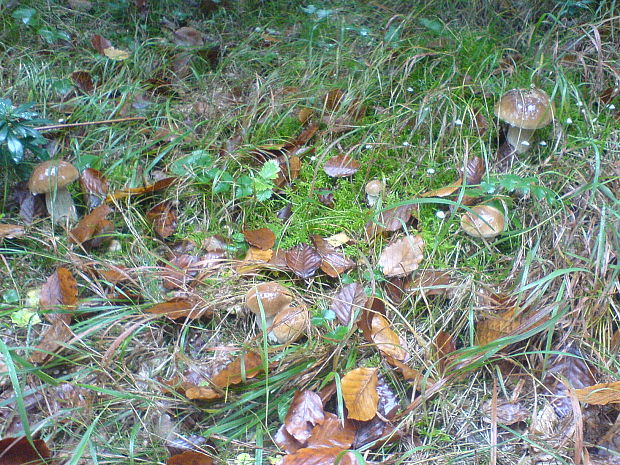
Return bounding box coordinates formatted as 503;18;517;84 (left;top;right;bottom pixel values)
36;116;146;131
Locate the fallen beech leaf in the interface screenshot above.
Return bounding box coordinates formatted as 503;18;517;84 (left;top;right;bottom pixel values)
145;298;209;320
173;27;204;47
0;224;25;240
378;235;424;277
323;89;345;111
342;367;379;421
472;110;488;136
463;156;485;185
575;381;620;405
91;34;112;54
284;390;325;443
323;154;360;178
161;254;201;290
167;450;214;465
185;386;221;401
236;247;274;274
103;47;130;60
285;244;321;279
371;314;406;361
542;346;597;418
311;235;355;278
243;228;276;250
325;232;351;248
282;447;359;465
211;351;263;387
80;168;109;208
274;425;304;454
0;437;51;465
421;178;462;197
146;201;177;238
476;308;521;346
330;283;367;326
307;412;355;449
13;181;46;224
275;155;302;188
30;320;72;365
105;177;177;202
71;70;94;94
482;398;530;425
407;270;454;296
386;356;435;388
82;219;114;250
40;267;78;311
69;205;113;245
356;297;386;342
317;192;334;208
298;107;314;124
434;330;457;372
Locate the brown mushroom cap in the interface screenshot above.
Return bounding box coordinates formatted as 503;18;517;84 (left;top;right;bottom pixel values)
494;88;554;130
28;160;79;194
270;306;309;344
461;205;505;239
245;281;293;319
365;180;385;196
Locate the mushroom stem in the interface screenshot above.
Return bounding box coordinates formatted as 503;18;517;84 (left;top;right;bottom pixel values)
45;188;77;224
506;126;536;153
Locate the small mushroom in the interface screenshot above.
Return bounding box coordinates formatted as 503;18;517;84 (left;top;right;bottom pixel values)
269;305;309;344
28;160;79;223
245;281;293;327
461;205;505;239
494;88;554;154
365;179;385;207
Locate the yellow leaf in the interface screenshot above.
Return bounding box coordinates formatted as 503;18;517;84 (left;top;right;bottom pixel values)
103;47;130;60
341;367;379;421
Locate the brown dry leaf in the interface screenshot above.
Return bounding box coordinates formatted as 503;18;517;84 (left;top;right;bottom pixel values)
371;315;406;361
482;398;530;425
330;282;367;326
421;178;462;197
145;297;209;320
463;156;485;185
284;390;325;443
306;412;355;449
161;254;199;290
71;70;94;94
378;235;424;277
434;330;457;372
386;356;435;388
105;177;177;202
0;437;51;465
542;346;597;418
0;224;25;240
236;247;274;274
167;450;214;465
173;27;204;47
211;351;263;388
12;181;46;224
30;320;73;365
69;205;113;245
91;34;112;54
103;47;130;61
146;201;178;238
476;308;521;345
323;154;360;178
40;267;78;311
274;155;302;188
408;270;453;296
274;425;304;454
311;235;355;278
185;386;221;401
282;447;359;465
82;219;114;250
80;168;109;209
286;123;319;149
298;107;314;124
472;109;488;136
285;244;321;279
323;89;345;111
342;367;379;421
575;381;620;405
243;228;276;250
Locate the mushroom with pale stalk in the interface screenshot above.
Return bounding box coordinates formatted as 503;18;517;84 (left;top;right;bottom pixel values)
494;88;554;154
28;160;79;223
365;179;385;207
461;205;505;239
245;281;293;327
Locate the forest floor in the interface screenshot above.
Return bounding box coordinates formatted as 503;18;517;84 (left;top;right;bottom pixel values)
0;1;619;464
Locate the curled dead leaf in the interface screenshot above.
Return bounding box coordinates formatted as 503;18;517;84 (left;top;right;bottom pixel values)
378;235;424;277
371;315;406;361
285;244;321;279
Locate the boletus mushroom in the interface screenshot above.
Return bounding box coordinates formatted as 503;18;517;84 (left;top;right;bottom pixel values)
28;160;79;223
270;305;309;344
365;179;385;207
461;205;505;239
494;88;554;154
245;281;293;327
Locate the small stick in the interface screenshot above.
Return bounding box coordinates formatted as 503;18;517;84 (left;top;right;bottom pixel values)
36;116;146;131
